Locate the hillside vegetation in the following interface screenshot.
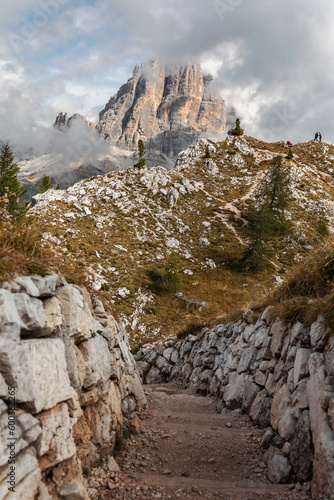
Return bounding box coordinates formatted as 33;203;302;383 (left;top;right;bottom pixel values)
22;136;334;347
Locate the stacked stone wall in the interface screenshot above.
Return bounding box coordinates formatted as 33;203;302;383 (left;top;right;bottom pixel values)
136;308;334;499
0;274;146;499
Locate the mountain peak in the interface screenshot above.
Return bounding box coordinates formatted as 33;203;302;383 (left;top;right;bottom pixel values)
54;112;96;130
97;60;226;167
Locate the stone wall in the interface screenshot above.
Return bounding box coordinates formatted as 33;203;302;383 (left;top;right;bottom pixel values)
136;308;334;499
0;274;146;499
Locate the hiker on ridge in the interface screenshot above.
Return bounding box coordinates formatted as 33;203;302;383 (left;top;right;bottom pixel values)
319;132;322;142
315;132;319;142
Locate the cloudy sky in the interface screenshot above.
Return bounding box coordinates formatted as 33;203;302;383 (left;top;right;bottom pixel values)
1;0;334;154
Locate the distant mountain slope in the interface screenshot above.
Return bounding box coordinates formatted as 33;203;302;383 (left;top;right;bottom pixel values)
30;136;334;347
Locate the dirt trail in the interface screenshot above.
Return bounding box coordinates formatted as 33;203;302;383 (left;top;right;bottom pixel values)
199;172;266;247
89;384;310;499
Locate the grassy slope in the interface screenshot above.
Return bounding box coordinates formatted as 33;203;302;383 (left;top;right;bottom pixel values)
29;136;334;348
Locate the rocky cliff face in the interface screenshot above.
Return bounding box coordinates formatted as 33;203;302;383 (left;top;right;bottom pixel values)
54;112;96;130
136;310;334;498
18;60;226;193
0;274;146;499
97;59;226;168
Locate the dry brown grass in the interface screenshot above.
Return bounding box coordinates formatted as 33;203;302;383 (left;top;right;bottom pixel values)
268;236;334;326
0;194;87;284
0;225;53;280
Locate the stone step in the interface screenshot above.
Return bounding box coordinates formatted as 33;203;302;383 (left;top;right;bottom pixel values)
145;384;197;396
134;472;291;496
147;410;250;428
146;420;251;435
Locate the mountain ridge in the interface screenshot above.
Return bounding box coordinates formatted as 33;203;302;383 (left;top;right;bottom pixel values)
30;135;334;348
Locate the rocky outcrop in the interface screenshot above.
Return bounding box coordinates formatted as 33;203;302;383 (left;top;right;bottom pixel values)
136;310;334;498
54;112;96;130
50;60;225;175
0;274;146;499
97;59;226;168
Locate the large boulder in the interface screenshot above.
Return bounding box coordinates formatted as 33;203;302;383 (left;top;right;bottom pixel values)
14;293;47;335
237;346;257;374
293;348;311;388
309;316;331;351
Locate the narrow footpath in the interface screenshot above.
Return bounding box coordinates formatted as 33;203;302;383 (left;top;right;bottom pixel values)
89;384;311;500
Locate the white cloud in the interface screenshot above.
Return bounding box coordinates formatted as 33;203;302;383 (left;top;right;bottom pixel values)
1;0;334;153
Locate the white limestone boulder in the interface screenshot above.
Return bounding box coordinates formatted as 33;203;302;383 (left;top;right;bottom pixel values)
37;402;76;470
14;293;47;335
293;348;311;388
56;285;95;343
78;334;112;389
22;339;74;413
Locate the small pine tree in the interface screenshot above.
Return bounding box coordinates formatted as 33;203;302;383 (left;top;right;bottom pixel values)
240;235;273;271
231;118;244;136
134;139;146;169
164;251;183;291
56;183;62;190
256;156;291;233
0;142;28;218
37;174;52;193
286;148;293;160
204;145;211;159
240;156;292;271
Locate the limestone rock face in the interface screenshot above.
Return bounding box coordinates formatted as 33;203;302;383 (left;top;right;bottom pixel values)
97;59;226;168
22;339;74;414
37;403;76;470
54;112;96;130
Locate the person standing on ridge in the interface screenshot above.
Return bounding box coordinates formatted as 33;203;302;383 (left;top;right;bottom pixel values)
319;132;322;142
315;132;319;142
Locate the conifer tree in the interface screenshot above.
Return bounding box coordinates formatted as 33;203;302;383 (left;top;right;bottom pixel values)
204;145;211;159
231;118;244;136
286;148;293;160
164;251;183;291
56;183;62;190
134;139;146;169
241;156;291;270
0;142;28;218
37;174;52;193
258;156;291;221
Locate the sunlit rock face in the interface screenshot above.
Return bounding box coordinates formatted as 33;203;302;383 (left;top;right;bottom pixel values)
97;59;226;168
